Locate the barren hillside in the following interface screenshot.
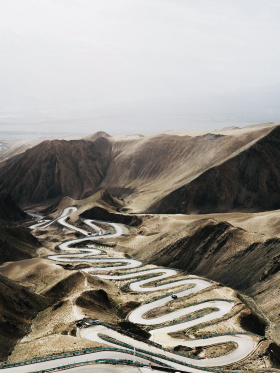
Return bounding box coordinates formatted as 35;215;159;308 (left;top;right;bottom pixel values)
0;226;40;264
0;123;280;215
0;137;111;206
101;125;276;212
0;274;50;360
147;125;280;213
0;193;29;222
116;210;280;343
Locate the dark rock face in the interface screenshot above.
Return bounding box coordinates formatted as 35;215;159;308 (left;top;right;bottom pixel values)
0;226;40;265
75;289;113;312
269;343;280;366
43;272;86;298
239;310;266;336
260;254;280;281
81;206;142;226
118;321;150;340
0;275;50;361
0;194;28;221
0;138;112;206
97;190;123;211
147;126;280;214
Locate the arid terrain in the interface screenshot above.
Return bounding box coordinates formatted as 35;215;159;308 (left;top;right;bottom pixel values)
1;123;280;214
0;123;280;372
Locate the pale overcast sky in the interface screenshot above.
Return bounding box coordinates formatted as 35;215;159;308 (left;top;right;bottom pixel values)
1;0;280;136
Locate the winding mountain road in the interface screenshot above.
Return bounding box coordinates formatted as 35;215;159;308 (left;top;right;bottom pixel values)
1;208;261;373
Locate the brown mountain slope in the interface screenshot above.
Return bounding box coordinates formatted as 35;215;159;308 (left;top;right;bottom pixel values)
0;123;279;213
0;137;111;206
147;125;280;214
0;135;84;164
41;189;123;219
83;131;111;141
43;272;88;298
80;205;142;226
0;144;30;164
100;124;277;212
0;226;40;265
0;274;50;361
0;193;29;222
117;214;280;343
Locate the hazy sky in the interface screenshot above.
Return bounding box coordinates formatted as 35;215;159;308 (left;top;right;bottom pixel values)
1;0;280;136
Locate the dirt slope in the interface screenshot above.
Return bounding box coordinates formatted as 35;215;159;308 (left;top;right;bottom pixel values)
43;272;89;298
1;123;280;214
100;124;277;212
0;274;50;361
0;135;83;164
147;125;280;213
42;190;123;219
81;206;142;226
0;226;40;265
0;137;111;206
117;213;280;343
0;194;29;222
83;131;111;141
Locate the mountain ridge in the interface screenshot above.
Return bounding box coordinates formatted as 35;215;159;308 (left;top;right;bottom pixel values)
0;137;112;206
0;123;279;214
147;125;280;213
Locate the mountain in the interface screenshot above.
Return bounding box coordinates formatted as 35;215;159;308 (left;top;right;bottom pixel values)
0;226;40;264
100;123;279;213
0;134;84;164
80;205;142;226
0;274;50;360
147;125;280;213
0;194;29;221
119;212;280;344
41;189;123;218
1;122;280;215
83;131;111;141
2;122;280;369
0;137;111;206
